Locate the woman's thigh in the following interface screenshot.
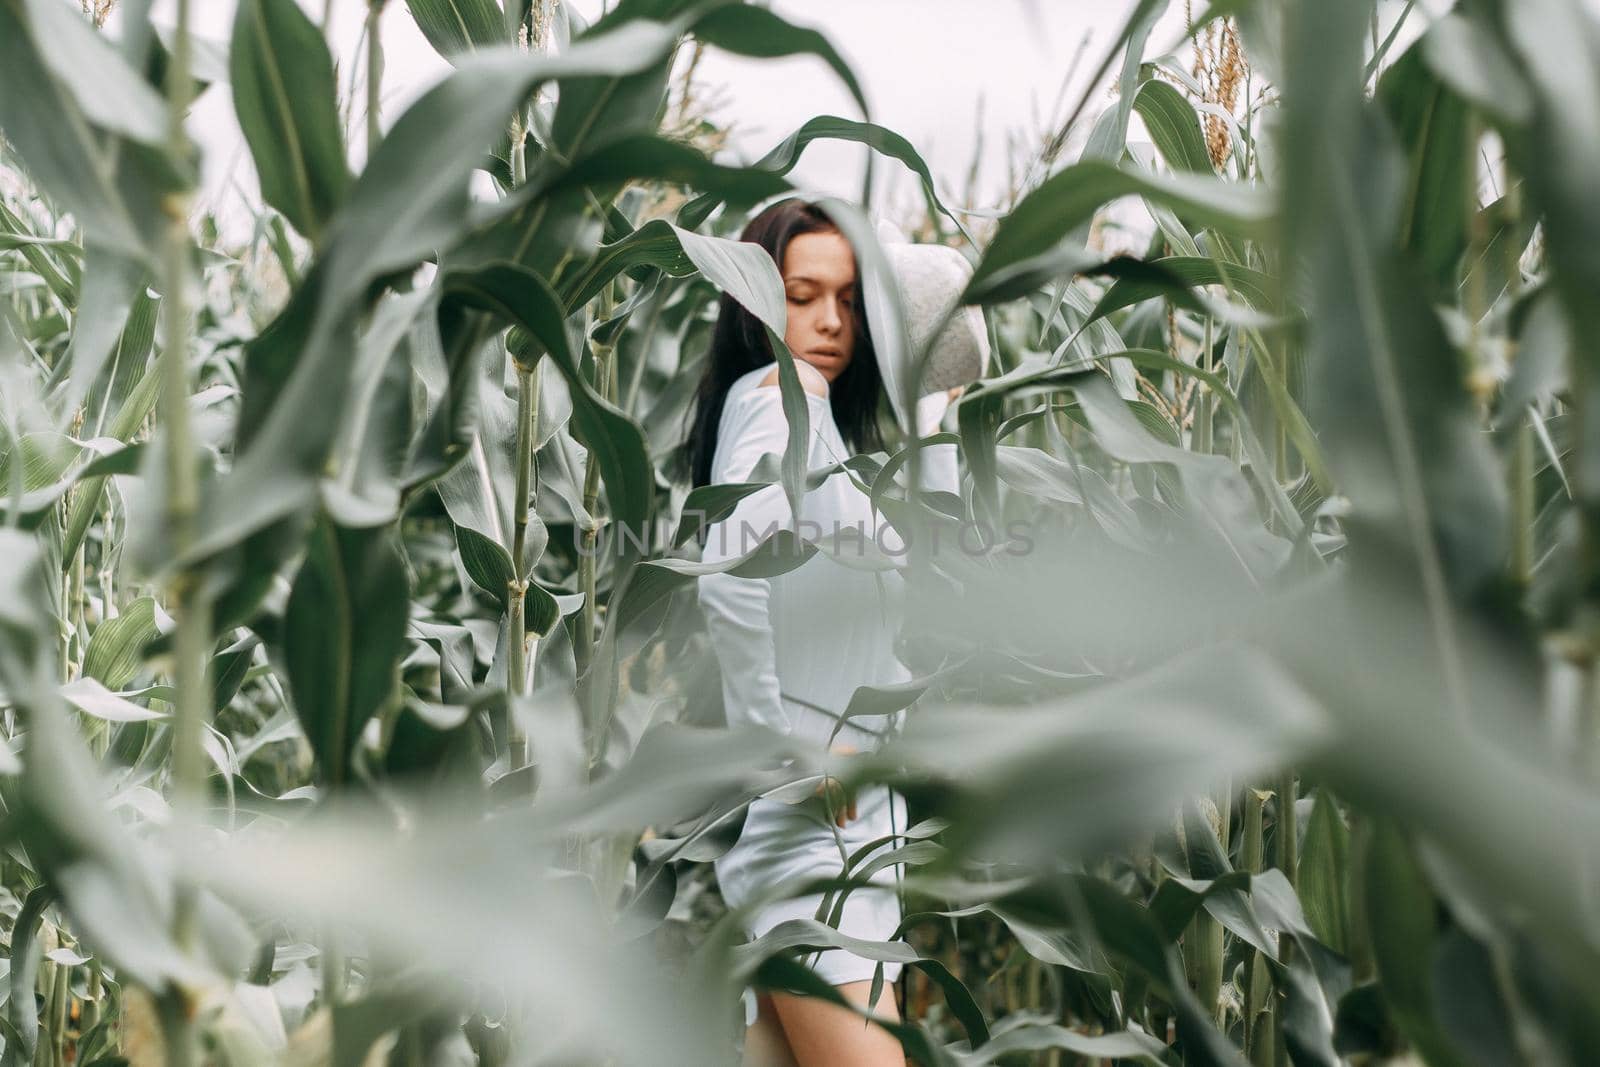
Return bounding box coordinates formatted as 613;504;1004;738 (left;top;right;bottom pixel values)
769;980;905;1067
742;994;800;1067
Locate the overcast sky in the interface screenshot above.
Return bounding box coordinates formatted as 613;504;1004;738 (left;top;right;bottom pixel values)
151;0;1210;238
140;1;1474;241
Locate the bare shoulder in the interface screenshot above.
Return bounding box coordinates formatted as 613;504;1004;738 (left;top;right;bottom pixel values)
757;361;830;398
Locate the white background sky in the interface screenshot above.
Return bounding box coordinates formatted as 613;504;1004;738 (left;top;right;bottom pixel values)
140;0;1446;240
152;0;1199;237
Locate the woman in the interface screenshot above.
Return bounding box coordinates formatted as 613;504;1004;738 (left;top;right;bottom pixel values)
676;198;974;1066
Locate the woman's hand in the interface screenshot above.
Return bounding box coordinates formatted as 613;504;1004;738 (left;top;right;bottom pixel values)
915;385;966;439
817;742;858;827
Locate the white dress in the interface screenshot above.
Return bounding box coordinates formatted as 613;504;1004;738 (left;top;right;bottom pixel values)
696;362;959;997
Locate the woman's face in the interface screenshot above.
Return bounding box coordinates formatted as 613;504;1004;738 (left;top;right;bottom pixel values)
780;229;857;384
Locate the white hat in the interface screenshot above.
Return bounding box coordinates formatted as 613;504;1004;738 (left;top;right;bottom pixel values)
873;220;991;425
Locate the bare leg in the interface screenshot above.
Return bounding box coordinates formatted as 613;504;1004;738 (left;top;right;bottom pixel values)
769;980;906;1067
742;994;800;1067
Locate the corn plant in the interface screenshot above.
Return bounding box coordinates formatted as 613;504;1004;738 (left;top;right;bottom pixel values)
1;0;1598;1065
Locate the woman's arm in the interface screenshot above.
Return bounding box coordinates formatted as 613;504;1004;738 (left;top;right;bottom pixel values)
695;385;834;735
911;386;962;497
697;570;789;734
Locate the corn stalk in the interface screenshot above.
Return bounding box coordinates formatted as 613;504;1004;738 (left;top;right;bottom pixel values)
365;0;386;156
506;350;540;724
1240;786;1273;1065
156;1;209;1064
574;283;617;680
1273;771;1297;1067
504;14;543;775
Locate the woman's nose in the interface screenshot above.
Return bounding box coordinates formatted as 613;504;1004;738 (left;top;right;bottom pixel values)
818;297;843;334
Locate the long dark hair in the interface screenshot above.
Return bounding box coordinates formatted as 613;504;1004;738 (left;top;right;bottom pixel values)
674;198;886;489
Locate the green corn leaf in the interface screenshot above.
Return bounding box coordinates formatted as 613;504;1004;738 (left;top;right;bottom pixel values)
433;331;531;599
1133;76;1215;174
0;1;176;263
1282;0;1508;611
1359;819;1472;1067
231;0;352;243
0;233;81;255
283;519;410;787
443;263;654;542
523;133;790;220
82;596;165;690
55;252;147;417
453;523;517;602
677;115;969;237
689;5;867;120
482;4;866;278
12;0;167;147
61;677;166;722
203;21;692;572
60;323;165;564
561;219;696;310
1084;255;1277;325
0;432;84;522
0;201;81;303
1081;0;1166;164
7;886;55;1063
1492;0;1600;556
668;223;785;332
405;0;507;61
732;919;986;1043
951;1021;1168;1065
1298;788;1351;954
965;161;1273;305
321;290;428;527
1073;378;1286;585
1378;47;1475;292
330;23;681;287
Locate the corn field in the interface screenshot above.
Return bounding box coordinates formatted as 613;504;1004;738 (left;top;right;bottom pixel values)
0;0;1597;1063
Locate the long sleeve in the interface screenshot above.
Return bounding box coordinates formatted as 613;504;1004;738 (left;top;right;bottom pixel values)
699;386;835;558
696;387;834;735
696;384;966;735
912;391;961;497
697;569;789;734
